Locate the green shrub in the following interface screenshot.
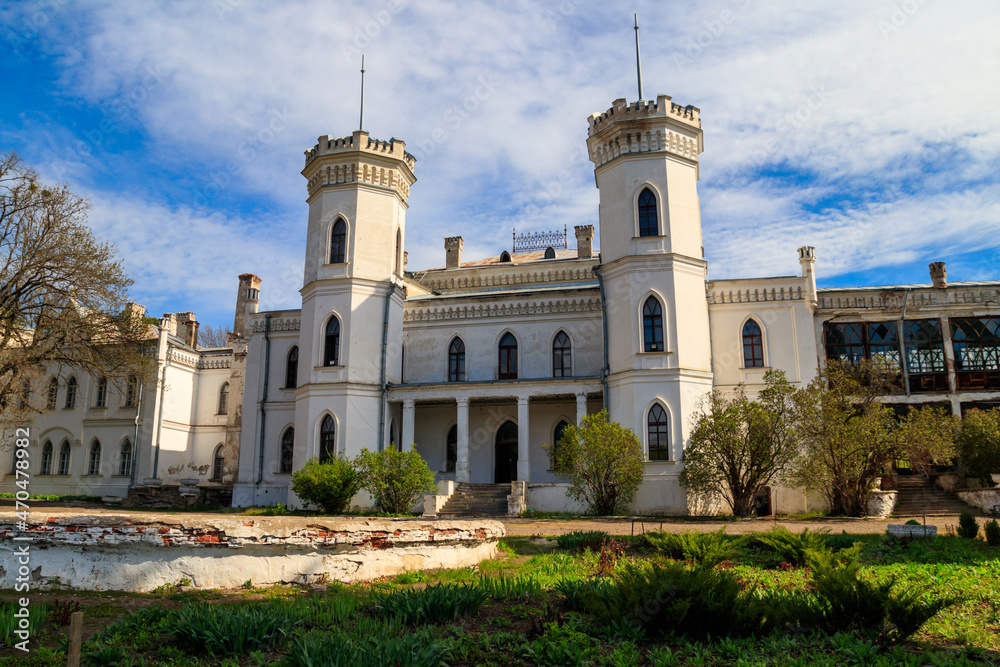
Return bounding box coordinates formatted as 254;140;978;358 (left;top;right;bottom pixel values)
905;519;921;526
958;511;979;539
374;583;489;625
556;530;609;551
285;626;451;667
956;408;1000;486
645;528;741;567
80;643;129;666
824;531;863;552
291;456;363;514
985;519;1000;546
754;527;830;566
355;447;437;514
0;601;47;648
165;601;298;656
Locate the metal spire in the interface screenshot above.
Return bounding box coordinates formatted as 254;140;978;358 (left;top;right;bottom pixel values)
634;14;644;101
359;55;366;131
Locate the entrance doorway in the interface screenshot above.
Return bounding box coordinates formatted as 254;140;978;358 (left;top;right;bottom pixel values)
494;420;518;483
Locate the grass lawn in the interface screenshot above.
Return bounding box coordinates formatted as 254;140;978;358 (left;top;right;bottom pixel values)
1;530;997;666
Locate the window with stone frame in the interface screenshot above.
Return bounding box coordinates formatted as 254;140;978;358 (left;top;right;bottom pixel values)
57;440;71;475
324;317;341;366
330;218;347;263
647;404;670;461
742;319;764;368
643;297;664;352
498;333;518;379
448;337;466;382
951;317;1000;390
285;346;299;389
95;377;108;408
552;331;572;377
45;378;58;410
637;188;658;237
119;439;133;476
40;440;53;475
211;445;224;480
319;415;336;463
65;376;77;409
280;428;294;473
88;439;101;476
904;319;948;392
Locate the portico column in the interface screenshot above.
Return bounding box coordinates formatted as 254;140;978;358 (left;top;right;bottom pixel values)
401;399;415;452
517;396;531;483
456;398;470;483
576;392;588;425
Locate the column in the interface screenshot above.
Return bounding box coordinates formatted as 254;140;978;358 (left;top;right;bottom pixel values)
401;399;415;452
576;392;588;425
517;396;531;483
456;398;470;483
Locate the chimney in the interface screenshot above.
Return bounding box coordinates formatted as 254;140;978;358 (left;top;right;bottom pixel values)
929;262;947;288
575;225;594;259
233;273;262;337
797;246;817;307
182;319;199;348
445;236;463;269
161;313;178;336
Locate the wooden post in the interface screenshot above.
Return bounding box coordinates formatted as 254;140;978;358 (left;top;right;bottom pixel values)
67;611;83;667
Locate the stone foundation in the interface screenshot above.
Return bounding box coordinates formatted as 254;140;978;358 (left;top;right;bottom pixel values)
867;490;897;518
955;488;1000;515
0;512;504;592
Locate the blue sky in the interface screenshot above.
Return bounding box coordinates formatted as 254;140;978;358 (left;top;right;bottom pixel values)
2;0;999;328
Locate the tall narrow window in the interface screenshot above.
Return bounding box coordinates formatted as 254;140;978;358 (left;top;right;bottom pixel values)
212;445;224;480
58;440;71;475
18;380;30;410
280;428;294;473
498;333;518;379
552;331;572;377
88;439;101;476
119;439;133;476
742;320;764;368
65;377;77;409
643;297;664;352
448;338;466;382
330;218;347;263
446;425;457;472
125;375;138;407
319;415;336;463
46;378;58;410
395;228;402;275
217;382;229;415
551;420;569;469
95;377;108;408
637;188;658;237
40;440;53;475
324;317;341;366
285;346;299;389
647;404;670;461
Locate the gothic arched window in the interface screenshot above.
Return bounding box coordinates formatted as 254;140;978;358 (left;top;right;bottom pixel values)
553;331;572;377
324;316;341;366
638;188;658;237
319;415;336;463
448;337;466;382
58;440;71;475
95;377;108;408
212;444;224;480
65;376;77;409
119;439;133;476
40;440;53;475
330;218;347;263
88;439;101;476
46;378;58;410
285;346;299;389
217;382;229;415
280;427;294;473
647;404;670;460
543;246;556;259
499;251;511;263
551;419;570;469
498;333;518;379
643;297;664;352
125;375;138;407
742;319;765;368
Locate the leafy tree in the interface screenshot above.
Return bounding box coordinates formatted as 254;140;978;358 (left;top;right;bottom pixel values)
893;405;958;476
291;456;363;513
790;359;899;516
355;447;437;514
545;410;643;516
197;323;232;348
956;408;1000;487
681;370;800;517
0;152;151;428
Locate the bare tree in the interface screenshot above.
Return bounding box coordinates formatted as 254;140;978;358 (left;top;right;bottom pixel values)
0;152;152;428
198;324;232;348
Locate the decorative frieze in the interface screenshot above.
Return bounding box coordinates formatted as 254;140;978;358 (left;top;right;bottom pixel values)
250;317;301;334
404;297;601;322
816;288;1000;311
418;267;595;292
708;286;805;304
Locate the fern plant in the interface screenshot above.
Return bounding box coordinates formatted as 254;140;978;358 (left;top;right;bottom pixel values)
754;526;830;566
645;528;741;568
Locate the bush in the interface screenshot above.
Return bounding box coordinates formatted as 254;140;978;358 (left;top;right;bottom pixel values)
985;519;1000;546
956;408;1000;486
165;601;298;655
374;583;489;625
291;456;363;514
556;530;609;551
545;410;644;515
754;527;830;566
958;511;979;539
645;528;741;568
355;447;437;514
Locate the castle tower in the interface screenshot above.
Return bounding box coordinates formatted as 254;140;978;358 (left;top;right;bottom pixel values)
293;130;416;473
587;95;712;512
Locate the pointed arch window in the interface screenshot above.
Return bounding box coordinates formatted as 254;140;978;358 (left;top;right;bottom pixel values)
285;346;299;389
643;297;664;352
95;377;108;408
553;331;572;377
46;378;58;410
395;228;402;275
119;439;133;476
280;427;294;473
742;319;765;368
499;251;511;263
498;333;518;380
543;246;556;259
638;188;658;237
65;377;77;409
217;382;230;415
125;375;138;407
324;316;341;366
40;440;53;475
647;404;670;461
88;439;101;476
448;337;466;382
58;440;71;475
330;218;347;263
211;444;224;480
319;415;336;463
445;425;457;472
551;419;570;469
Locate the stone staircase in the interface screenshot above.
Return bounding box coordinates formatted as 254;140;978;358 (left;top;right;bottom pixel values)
891;475;980;517
438;483;510;516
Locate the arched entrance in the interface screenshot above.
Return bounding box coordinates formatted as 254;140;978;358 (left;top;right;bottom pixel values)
494;420;518;483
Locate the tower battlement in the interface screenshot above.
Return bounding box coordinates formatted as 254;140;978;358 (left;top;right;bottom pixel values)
304;129;416;170
301;129;416;202
586;95;703;169
587;95;700;137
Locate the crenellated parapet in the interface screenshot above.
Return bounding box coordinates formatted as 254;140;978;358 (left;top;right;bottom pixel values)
302;129;416;203
587;95;703;169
